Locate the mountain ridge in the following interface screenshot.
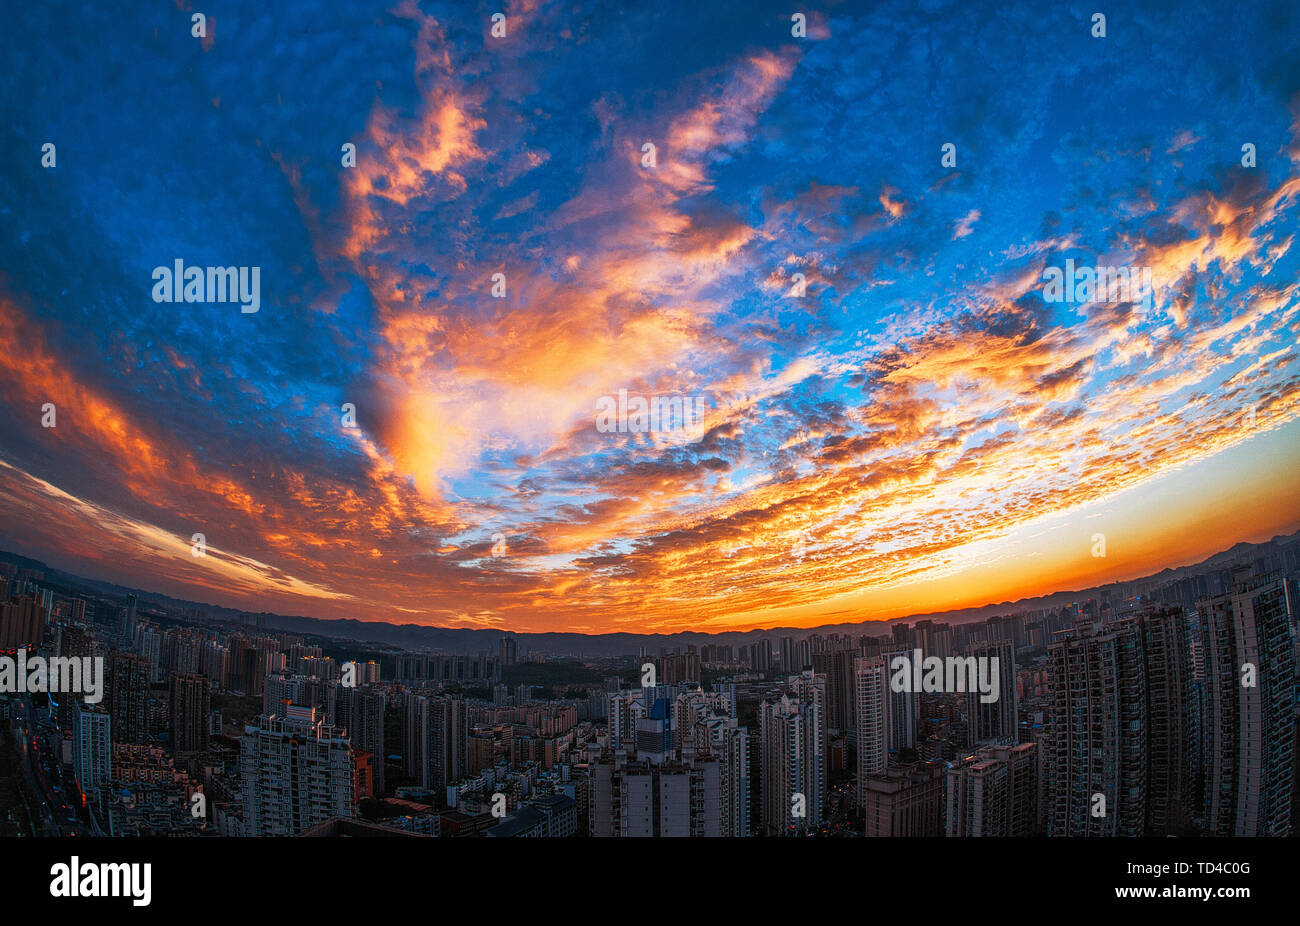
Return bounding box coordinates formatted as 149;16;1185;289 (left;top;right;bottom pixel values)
2;530;1296;655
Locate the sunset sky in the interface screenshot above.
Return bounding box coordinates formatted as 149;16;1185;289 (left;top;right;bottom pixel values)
1;0;1298;634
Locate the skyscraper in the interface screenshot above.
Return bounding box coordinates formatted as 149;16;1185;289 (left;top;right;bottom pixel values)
606;688;647;753
1199;571;1296;836
1126;606;1193;836
54;624;94;731
855;656;891;809
121;593;137;645
966;639;1017;746
813;646;857;732
107;650;149;745
1043;622;1146;836
703;714;751;837
499;634;518;668
879;646;917;751
403;694;468;791
661;651;701;685
339;686;386;796
780;636;796;672
946;743;1038;836
240;705;355;836
759;670;826;834
73;702;112;799
0;594;47;649
170;672;211;759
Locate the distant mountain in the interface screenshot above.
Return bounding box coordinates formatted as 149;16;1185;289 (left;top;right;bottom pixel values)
2;529;1297;657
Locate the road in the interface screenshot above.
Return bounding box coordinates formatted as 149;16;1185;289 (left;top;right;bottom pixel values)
9;697;91;837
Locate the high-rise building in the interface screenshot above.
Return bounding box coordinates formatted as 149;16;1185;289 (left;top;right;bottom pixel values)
928;622;954;659
759;670;826;834
1043;622;1146;836
634;709;671;762
1124;606;1193;836
170;672;211;758
946;743;1038;836
237;646;269;697
862;763;945;836
403;693;431;787
661;651;701;685
813;647;857;732
54;624;94;730
499;634;518;668
587;747;723;836
263;674;324;717
966;639;1017;746
339;687;386;796
136;627;163;683
107;651;150;745
240;705;355;836
0;594;47;649
121;594;137;645
855;656;891;808
879;647;917;751
796;638;812;672
403;694;468;791
1199;571;1296;836
607;689;647;753
780;636;796;672
702;714;751;837
73;703;112;799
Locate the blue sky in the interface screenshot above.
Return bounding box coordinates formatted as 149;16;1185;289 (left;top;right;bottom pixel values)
1;0;1298;632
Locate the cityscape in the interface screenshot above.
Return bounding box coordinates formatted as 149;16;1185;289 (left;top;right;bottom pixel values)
0;4;1298;906
0;531;1296;839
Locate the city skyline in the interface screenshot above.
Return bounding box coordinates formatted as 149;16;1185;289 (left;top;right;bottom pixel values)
3;551;1293;841
4;7;1299;912
0;527;1296;648
3;2;1299;636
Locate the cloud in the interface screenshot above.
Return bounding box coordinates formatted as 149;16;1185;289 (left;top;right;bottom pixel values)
0;0;1297;632
953;209;981;239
